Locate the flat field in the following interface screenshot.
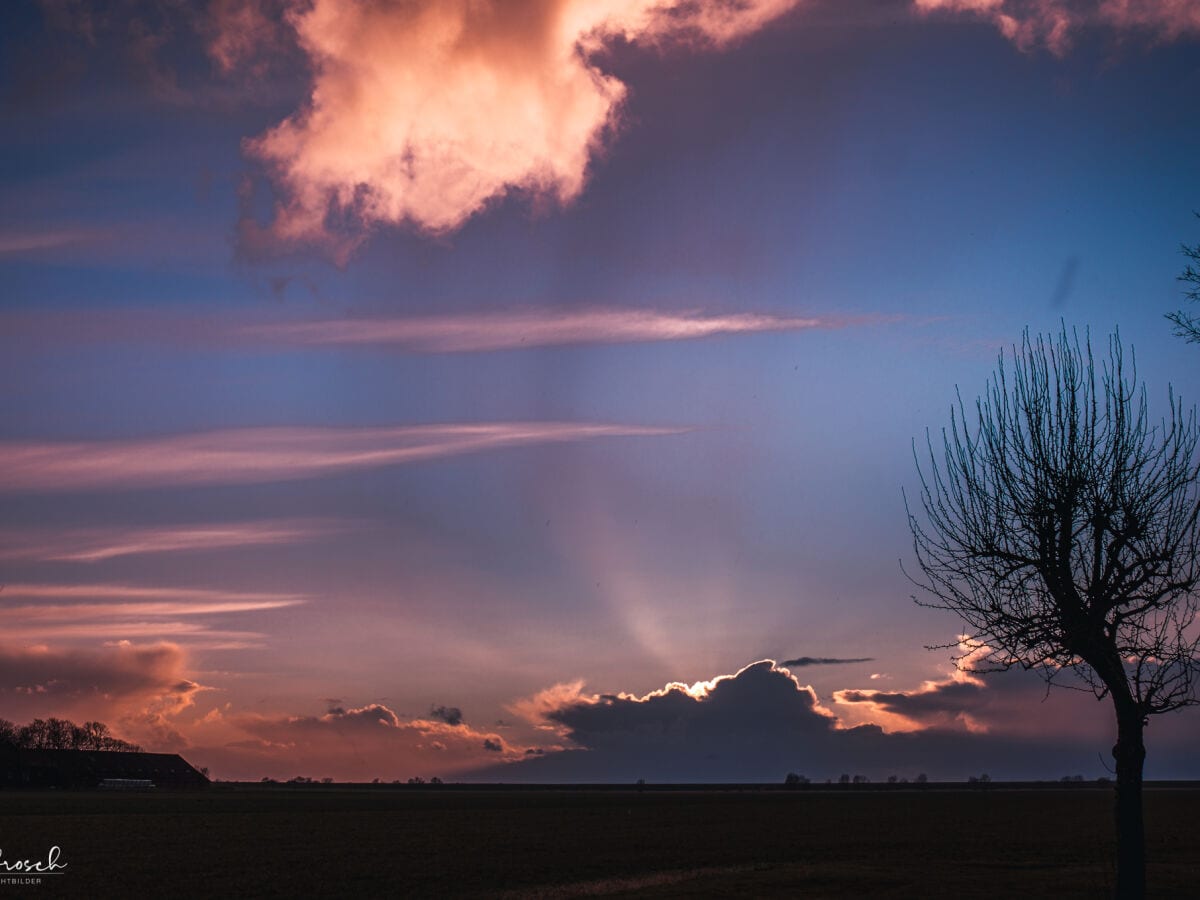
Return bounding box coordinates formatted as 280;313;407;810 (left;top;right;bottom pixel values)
1;785;1197;898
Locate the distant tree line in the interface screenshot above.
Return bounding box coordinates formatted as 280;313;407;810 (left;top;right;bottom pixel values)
0;717;141;752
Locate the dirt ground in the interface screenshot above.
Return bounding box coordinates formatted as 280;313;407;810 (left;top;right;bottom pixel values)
1;784;1196;898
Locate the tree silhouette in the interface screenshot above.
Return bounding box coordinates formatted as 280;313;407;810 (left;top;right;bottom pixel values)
0;717;141;751
907;326;1200;899
1166;216;1200;341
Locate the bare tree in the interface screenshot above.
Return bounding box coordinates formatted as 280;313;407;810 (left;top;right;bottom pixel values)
5;717;140;752
907;327;1200;899
1166;215;1200;341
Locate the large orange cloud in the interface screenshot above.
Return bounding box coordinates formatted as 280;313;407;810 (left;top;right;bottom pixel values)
214;0;1200;258
240;0;803;259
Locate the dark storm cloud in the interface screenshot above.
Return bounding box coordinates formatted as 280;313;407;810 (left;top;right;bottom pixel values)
781;656;874;667
545;661;835;753
482;738;503;752
430;705;464;727
469;660;1188;783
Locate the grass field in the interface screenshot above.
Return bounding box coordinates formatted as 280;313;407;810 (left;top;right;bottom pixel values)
1;785;1197;898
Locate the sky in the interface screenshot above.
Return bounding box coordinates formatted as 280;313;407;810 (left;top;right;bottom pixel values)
1;0;1199;783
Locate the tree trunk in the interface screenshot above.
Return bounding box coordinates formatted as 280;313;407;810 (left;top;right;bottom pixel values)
1112;704;1146;899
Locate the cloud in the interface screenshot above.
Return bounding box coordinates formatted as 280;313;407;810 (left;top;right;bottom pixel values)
834;675;989;732
507;680;589;731
195;702;521;780
539;661;836;747
477;658;1146;782
0;518;346;562
236;0;802;259
912;0;1200;54
205;0;292;75
831;643;1109;738
430;705;465;727
0;229;98;255
0;421;686;492
781;656;874;667
0;641;205;748
503;661;844;766
0;307;876;355
245;309;846;352
0;583;305;605
34;0;200;102
0;583;304;643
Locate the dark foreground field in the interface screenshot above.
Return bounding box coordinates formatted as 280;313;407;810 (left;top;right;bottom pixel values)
2;785;1198;898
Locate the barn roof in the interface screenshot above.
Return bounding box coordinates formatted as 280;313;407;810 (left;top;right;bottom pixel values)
0;748;209;787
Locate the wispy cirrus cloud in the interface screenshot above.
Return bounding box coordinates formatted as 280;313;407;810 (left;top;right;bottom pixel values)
0;422;686;493
0;229;99;255
0;622;264;642
0;307;873;354
0;584;306;644
0;583;304;608
0;518;347;563
245;309;844;352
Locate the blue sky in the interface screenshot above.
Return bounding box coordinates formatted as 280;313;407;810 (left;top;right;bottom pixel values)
1;0;1199;782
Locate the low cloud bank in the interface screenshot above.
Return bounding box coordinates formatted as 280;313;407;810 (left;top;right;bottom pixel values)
469;659;1196;782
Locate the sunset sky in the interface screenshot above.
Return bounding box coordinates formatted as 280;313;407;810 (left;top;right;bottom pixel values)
2;0;1199;783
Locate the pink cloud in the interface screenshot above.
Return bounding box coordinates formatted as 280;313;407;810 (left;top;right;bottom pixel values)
246;308;838;352
191;702;524;781
0;641;205;749
507;679;589;732
0;422;686;492
0;622;265;641
0;583;305;643
238;0;802;259
913;0;1200;53
0;583;305;605
0;518;346;562
0;307;876;354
